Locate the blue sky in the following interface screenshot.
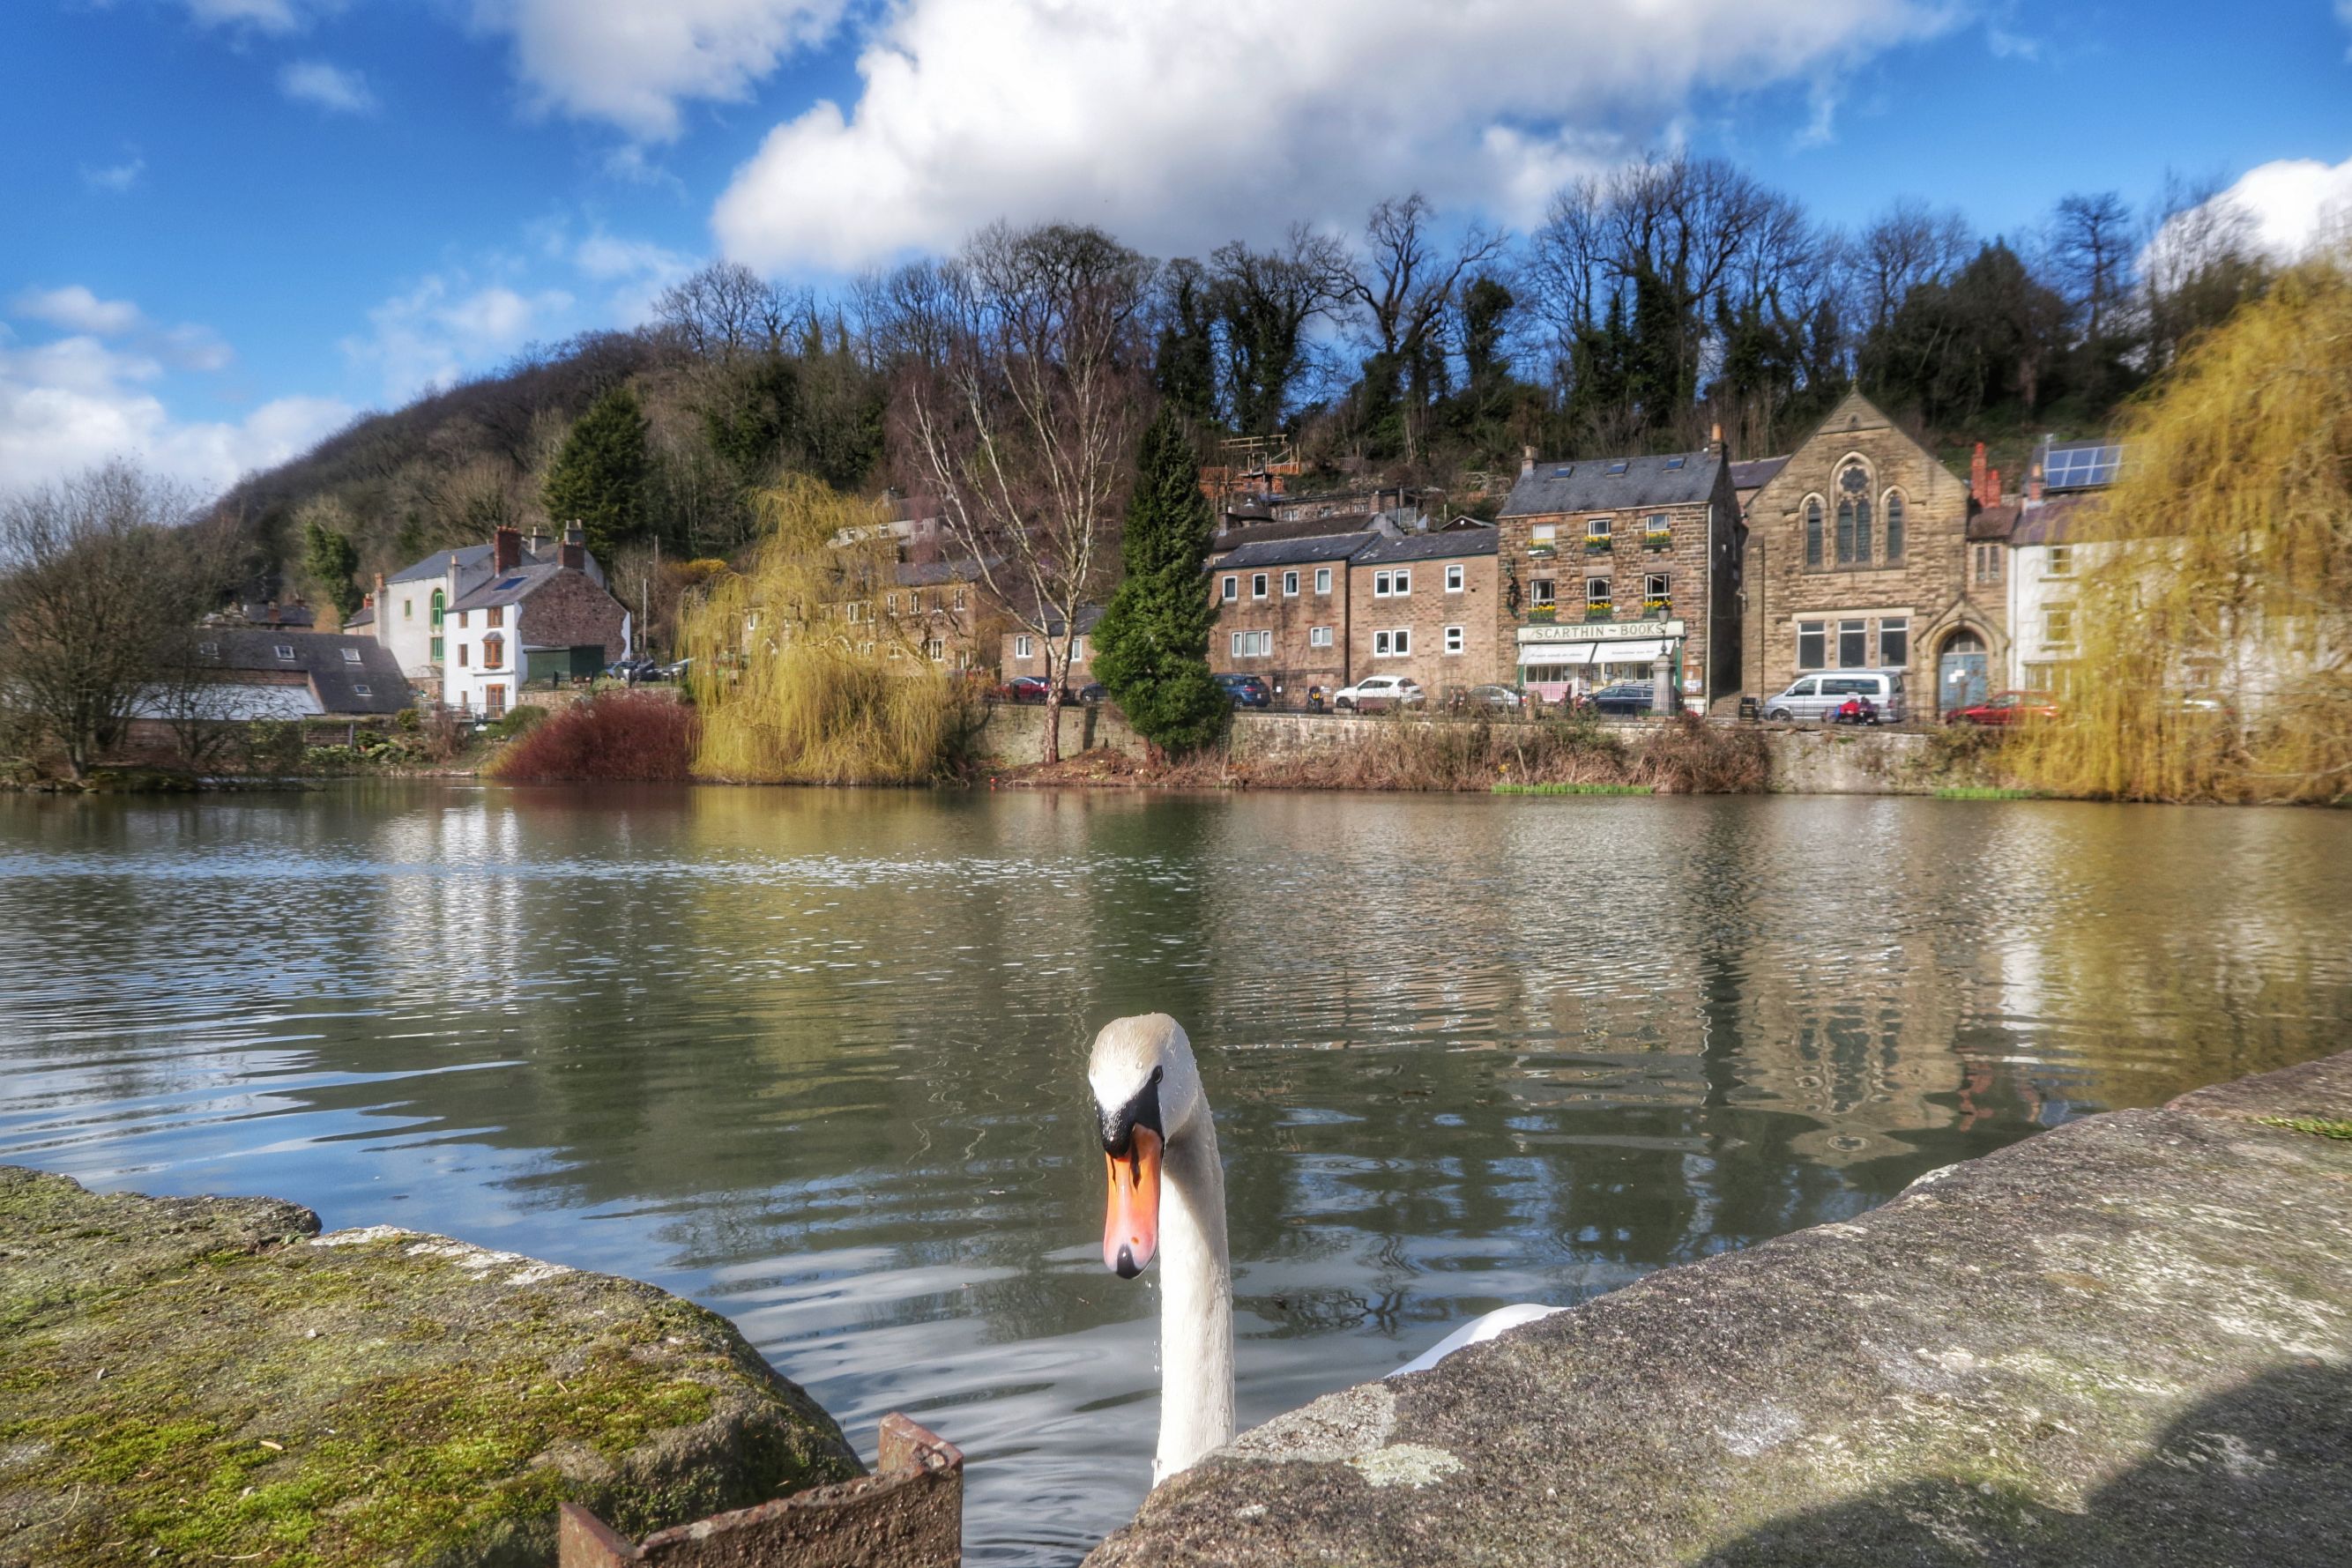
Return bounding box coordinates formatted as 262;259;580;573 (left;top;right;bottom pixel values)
4;0;2348;499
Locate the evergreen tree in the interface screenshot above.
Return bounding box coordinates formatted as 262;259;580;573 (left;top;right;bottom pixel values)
542;385;651;560
1090;411;1228;758
298;508;362;621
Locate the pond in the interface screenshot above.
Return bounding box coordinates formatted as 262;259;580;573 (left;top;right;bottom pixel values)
3;784;2348;1564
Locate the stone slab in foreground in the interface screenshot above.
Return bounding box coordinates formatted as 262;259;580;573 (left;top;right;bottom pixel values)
0;1169;861;1566
1089;1052;2352;1568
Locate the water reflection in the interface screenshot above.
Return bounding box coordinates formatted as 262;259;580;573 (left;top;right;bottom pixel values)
2;785;2348;1564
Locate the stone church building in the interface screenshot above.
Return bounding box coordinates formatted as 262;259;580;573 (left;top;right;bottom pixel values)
1741;391;2007;715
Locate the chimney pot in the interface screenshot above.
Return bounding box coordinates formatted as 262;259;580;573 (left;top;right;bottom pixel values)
1988;468;2004;507
560;523;585;572
1520;445;1536;479
494;525;523;574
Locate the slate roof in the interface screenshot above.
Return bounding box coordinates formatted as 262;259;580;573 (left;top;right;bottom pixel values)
190;631;413;715
2009;495;2102;546
1354;531;1498;565
1731;457;1789;493
1211;516;1375;554
345;606;375;629
387;539;607;591
1500;451;1723;516
895;556;994;588
447;562;568;613
1211;532;1381;570
1968;502;2022;542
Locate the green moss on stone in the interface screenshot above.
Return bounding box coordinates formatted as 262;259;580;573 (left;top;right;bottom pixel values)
2255;1116;2352;1141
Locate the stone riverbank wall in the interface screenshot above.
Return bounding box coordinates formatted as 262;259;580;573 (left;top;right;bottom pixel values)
1086;1051;2352;1568
976;702;1982;795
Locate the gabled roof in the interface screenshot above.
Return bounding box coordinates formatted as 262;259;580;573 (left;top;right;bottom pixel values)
386;539;607;591
447;562;569;613
1211;531;1381;570
895;556;993;588
1731;457;1789;493
1354;531;1497;565
1500;450;1723;516
189;631;413;714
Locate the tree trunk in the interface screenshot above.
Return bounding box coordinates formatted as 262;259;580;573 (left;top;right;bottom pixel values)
1040;653;1062;766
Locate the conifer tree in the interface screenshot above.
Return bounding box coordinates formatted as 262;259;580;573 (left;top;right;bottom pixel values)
298;504;362;621
541;386;651;560
1090;411;1228;758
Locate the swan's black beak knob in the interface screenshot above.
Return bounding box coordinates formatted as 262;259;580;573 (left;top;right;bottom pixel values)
1113;1244;1142;1279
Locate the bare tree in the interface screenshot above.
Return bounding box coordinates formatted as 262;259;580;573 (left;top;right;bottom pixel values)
1344;194;1507;461
1851;198;1974;333
2048;190;2137;344
1210;226;1351;435
854;258;963;373
0;462;221;779
896;222;1156;763
2140;172;2272;372
655;261;798;360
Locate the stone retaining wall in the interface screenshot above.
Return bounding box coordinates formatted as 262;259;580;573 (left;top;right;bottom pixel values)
1086;1052;2352;1567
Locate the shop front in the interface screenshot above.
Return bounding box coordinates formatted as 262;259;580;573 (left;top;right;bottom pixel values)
1517;619;1686;710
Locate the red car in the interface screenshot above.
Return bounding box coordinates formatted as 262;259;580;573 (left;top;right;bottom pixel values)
1945;690;2058;725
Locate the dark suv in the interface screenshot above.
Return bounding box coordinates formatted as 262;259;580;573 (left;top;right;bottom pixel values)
1214;673;1273;710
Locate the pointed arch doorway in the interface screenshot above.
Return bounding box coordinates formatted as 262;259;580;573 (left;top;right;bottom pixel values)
1939;629;1989;712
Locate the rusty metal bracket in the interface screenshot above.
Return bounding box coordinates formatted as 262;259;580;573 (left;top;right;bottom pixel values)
559;1413;964;1567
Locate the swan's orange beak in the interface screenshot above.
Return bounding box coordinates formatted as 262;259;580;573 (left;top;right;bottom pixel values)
1103;1127;1162;1278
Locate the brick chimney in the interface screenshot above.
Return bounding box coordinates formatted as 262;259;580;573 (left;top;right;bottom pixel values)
2026;464;2044;505
526;528;549;560
560;524;585;571
1520;445;1536;479
1970;442;1989;507
1708;422;1723;455
494;525;523;574
373;573;387;643
1986;468;2004;507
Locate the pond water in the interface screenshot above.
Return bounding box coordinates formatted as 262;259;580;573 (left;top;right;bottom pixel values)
3;784;2348;1564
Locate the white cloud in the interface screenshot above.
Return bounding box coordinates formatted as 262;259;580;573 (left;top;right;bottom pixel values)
343;273;577;401
467;0;850;142
12;286;143;337
81;157;145;193
279;60;378;115
711;0;1953;273
0;333;350;500
181;0;326;33
2197;155;2352;260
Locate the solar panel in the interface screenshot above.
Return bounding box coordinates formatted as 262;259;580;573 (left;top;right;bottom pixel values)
2043;442;2123;489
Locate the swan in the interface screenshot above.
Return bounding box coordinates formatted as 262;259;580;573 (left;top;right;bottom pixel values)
1088;1013;1563;1484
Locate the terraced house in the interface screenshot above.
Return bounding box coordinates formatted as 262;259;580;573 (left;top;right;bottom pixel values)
1345;531;1500;694
1495;447;1743;711
1209;532;1376;701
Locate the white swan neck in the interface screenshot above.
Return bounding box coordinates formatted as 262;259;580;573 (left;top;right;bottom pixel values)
1154;1110;1233;1484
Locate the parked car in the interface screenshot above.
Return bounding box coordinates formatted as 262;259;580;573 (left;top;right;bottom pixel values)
1214;673;1273;709
1452;683;1525;712
1076;683;1108;705
605;658;660;682
1945;689;2058;725
1762;670;1909;724
1333;675;1425;713
1589;680;1656;716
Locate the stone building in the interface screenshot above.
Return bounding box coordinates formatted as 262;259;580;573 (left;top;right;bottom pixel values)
882;559;991;674
1344;531;1500;696
1740;391;2004;714
361;525;614;702
1209;532;1378;700
440;527;631;717
998;607;1104;690
1495;449;1742;710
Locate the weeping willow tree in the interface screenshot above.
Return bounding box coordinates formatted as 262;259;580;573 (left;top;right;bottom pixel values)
2012;253;2352;803
680;474;971;783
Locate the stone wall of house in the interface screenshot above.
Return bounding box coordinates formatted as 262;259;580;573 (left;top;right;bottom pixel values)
1345;554;1500;694
520;570;631;664
1208;555;1357;699
1743;391;2004;706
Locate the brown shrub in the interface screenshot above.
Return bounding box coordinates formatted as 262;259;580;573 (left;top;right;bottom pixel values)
1222;711;1768;794
488;690;698;783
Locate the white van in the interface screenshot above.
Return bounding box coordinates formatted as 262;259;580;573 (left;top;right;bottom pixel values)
1763;669;1908;724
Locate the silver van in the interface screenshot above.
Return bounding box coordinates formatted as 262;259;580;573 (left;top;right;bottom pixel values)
1763;669;1907;724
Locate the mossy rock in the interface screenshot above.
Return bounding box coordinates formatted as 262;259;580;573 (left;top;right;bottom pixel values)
0;1167;861;1566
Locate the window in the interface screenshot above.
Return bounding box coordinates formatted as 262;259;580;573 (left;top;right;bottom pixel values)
1283;570;1299;596
1585;516;1612;545
484;634;505;670
429;590;443;628
486;684;506;717
1252;572;1269;599
1530;579;1555;606
353;683;371;697
197;640;218;657
458;610;468;629
926;639;946;661
2045;606;2075;647
1443;625;1465;655
1797;621;1826;670
340;647;363;664
1836;463;1872;565
402;599;413;621
1221;575;1238;601
1974;544;2005;583
886;592;898;613
2048;545;2074;576
1314;567;1333;594
1643;574;1670;616
1229;629;1272;658
487;605;503;628
1585;576;1611;614
458;643;469;667
889;645;904;660
1606;460;1629;474
1837;620;1867;667
1878;617;1909;667
274;643;295;660
1530;523;1558;551
1070;635;1086;660
1445;563;1464;592
1015;635;1034;659
1310;625;1334;648
1666;455;1687;470
1805;498;1824;568
1884;493;1906;561
430;637;443;661
1374;568;1411;597
1373;628;1411;657
954;588;967;611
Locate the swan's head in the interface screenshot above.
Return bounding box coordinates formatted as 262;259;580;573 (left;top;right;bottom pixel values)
1088;1014;1202;1281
